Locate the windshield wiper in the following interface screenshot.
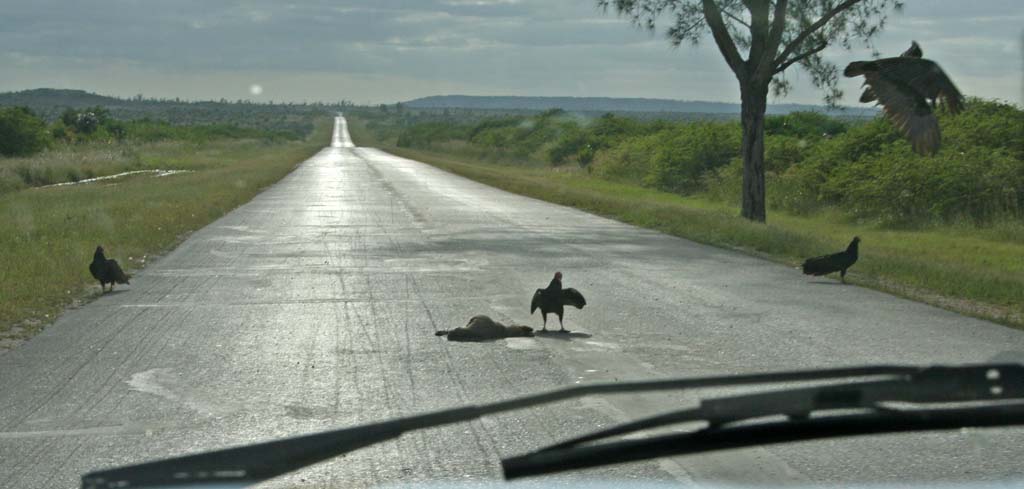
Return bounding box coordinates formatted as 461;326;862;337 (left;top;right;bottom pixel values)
502;364;1024;479
81;364;1022;489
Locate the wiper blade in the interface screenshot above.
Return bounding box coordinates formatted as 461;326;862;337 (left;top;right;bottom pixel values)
502;364;1024;480
502;403;1024;479
80;364;979;488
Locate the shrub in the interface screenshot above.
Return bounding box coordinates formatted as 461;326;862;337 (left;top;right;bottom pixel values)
396;121;471;148
371;98;1024;228
591;133;660;183
0;107;51;157
825;145;1023;224
764;135;812;172
940;98;1024;159
645;122;741;194
765;111;848;139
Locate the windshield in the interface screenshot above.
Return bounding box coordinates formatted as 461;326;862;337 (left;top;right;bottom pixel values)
1;1;1023;489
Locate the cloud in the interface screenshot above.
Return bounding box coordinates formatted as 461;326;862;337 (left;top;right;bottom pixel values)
0;0;1020;105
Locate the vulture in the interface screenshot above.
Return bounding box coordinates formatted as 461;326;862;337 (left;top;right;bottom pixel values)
859;41;923;103
89;245;130;292
801;237;860;284
530;271;586;332
845;42;964;156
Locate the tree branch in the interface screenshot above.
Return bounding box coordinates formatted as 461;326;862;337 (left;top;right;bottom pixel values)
764;0;788;58
774;40;830;73
668;17;709;46
746;1;771;73
772;0;863;71
721;8;751;28
702;0;746;78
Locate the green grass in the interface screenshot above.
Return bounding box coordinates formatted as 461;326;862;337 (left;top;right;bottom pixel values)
348;116;1024;329
0;119;332;345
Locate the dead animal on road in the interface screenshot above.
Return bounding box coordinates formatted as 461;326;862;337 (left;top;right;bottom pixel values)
801;237;860;284
89;245;131;293
435;315;534;342
531;271;586;332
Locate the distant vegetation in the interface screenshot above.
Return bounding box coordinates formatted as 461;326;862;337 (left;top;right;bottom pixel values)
358;98;1023;227
402;94;873;116
0;89;338;192
0;88;349;139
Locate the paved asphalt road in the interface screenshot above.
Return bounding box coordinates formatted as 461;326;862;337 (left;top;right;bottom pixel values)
3;117;1024;488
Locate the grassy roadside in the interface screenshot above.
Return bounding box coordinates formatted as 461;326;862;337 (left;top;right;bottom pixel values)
348;116;1024;329
0;118;332;347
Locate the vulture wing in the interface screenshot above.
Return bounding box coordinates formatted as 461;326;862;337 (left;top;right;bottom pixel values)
860;42;922;104
863;70;941;155
89;260;103;281
876;58;964;115
107;259;131;284
560;288;587;309
802;252;844;276
859;86;878;104
530;289;543;314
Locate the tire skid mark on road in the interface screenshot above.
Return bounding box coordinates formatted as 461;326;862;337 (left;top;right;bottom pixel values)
82;251;224;418
74;305;179;420
1;305;147;432
87;229;245;425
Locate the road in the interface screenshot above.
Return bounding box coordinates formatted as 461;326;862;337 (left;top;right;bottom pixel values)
2;116;1023;488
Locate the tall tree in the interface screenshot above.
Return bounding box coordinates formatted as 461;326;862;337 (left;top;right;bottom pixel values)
600;0;902;222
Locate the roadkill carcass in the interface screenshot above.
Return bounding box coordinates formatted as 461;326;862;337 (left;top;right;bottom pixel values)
435;315;534;342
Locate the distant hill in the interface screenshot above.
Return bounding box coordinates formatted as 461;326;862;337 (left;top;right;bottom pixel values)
403;95;870;116
0;88;337;116
0;88;121;109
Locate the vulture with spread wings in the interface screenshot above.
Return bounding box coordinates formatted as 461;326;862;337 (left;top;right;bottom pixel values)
530;272;586;332
845;42;964;156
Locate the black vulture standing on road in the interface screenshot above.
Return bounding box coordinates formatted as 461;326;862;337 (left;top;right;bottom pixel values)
801;237;861;284
859;41;923;104
531;272;586;332
90;245;130;292
845;43;964;156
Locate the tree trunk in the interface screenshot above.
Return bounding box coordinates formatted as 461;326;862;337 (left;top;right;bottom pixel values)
739;83;769;222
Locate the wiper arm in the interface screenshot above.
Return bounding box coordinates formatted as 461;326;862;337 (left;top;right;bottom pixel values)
80;364;984;489
502;364;1024;479
502;403;1024;479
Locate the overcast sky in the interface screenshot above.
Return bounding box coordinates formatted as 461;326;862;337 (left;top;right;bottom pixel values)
2;1;1021;106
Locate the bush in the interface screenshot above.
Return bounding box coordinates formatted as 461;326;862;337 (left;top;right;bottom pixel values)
591;133;660;183
825;145;1023;224
769;99;1024;224
701;158;744;203
940;98;1024;159
769;117;905;214
764;135;812;172
396;121;471;148
547;125;590;165
0;107;51;157
765;111;848;139
645;122;741;194
124;120;293;143
371;98;1024;228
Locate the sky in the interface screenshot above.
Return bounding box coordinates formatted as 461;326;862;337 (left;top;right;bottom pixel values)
1;0;1021;106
